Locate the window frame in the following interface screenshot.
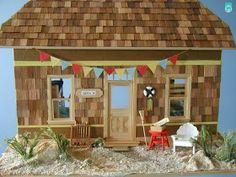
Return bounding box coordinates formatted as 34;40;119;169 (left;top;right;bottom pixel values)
165;74;192;122
47;75;75;125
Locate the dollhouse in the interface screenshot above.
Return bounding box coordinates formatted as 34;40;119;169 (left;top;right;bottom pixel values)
0;0;235;148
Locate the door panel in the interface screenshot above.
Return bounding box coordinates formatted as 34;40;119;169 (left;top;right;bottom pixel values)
109;83;131;140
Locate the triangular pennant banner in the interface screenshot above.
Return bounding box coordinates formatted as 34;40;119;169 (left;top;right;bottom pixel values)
168;55;178;65
147;64;157;74
61;60;71;70
93;67;104;78
137;65;148;76
83;66;93;77
127;67;136;76
51;56;61;67
72;64;82;74
115;68;125;79
39;52;50;61
104;67;115;75
159;59;168;69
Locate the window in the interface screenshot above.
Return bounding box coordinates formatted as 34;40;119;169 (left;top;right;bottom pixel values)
165;74;191;121
47;75;75;124
107;72;133;81
111;86;129;109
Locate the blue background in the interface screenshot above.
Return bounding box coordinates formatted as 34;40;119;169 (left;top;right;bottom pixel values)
0;0;235;176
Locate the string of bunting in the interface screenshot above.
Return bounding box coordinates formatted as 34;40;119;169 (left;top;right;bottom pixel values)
38;50;188;78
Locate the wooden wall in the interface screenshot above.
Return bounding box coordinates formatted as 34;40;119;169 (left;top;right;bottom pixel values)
136;65;221;124
16;64;221;137
15;49;221;137
15;66;104;126
14;49;221;61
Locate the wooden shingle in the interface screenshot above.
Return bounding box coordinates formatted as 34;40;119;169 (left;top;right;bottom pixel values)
0;0;235;48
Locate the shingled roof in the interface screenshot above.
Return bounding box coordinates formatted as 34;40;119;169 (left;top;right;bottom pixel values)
0;0;235;48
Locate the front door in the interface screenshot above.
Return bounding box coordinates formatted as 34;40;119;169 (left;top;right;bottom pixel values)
108;82;132;140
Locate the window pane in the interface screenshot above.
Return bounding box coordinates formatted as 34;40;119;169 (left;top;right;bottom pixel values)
127;74;133;80
170;78;186;97
173;79;186;84
107;74;113;80
53;100;70;118
121;74;127;80
111;86;129;108
51;78;71;98
114;74;119;80
113;73;127;80
170;99;184;116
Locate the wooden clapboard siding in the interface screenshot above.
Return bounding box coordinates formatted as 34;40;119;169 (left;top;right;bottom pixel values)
15;66;104;126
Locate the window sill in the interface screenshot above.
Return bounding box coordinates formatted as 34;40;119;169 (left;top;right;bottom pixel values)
169;117;190;123
48;119;76;125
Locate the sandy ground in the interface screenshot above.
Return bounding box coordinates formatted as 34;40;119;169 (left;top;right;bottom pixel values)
2;171;236;177
0;141;235;176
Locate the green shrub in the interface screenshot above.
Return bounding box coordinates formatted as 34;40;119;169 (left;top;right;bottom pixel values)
194;125;214;158
5;132;41;160
91;137;104;148
43;127;70;159
215;131;236;162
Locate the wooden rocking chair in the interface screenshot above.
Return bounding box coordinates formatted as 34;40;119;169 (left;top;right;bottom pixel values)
70;123;91;148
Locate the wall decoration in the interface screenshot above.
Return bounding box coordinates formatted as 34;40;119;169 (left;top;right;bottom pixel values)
37;50;188;75
93;67;104;78
143;86;156;111
61;60;71;70
169;55;178;65
72;64;82;74
104;67;115;75
137;65;148;76
39;52;50;61
147;64;156;74
76;89;103;98
159;59;168;69
143;86;156;98
127;67;136;76
115;68;125;79
83;66;93;77
50;56;61;67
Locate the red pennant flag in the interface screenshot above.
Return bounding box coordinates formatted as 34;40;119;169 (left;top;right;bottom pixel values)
104;67;115;75
137;65;148;76
168;55;178;65
39;52;50;61
72;64;82;74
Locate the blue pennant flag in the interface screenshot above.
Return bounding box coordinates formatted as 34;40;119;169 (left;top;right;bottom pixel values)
61;60;71;70
127;67;136;76
159;59;168;69
93;67;104;78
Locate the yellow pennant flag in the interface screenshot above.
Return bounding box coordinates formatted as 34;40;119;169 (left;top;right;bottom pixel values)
83;66;93;77
115;68;125;79
51;56;61;67
147;64;157;74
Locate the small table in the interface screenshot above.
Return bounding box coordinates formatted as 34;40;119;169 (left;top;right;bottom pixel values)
148;129;170;151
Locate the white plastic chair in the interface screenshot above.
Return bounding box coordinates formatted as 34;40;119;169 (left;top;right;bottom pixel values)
171;123;199;154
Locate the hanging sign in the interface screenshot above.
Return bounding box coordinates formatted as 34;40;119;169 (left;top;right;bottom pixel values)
76;89;103;98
